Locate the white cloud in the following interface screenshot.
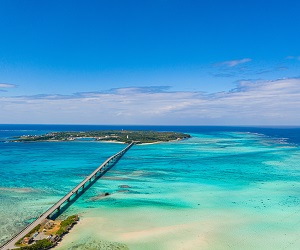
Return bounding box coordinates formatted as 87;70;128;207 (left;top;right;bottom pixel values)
0;83;17;88
215;58;252;67
1;78;300;125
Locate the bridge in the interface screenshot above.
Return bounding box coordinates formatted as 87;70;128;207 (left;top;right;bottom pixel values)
0;142;134;250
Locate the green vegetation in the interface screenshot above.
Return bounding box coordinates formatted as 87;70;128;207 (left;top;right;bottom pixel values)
25;224;41;238
20;239;52;250
15;238;23;246
15;224;41;246
14;215;79;249
56;215;78;235
14;130;191;144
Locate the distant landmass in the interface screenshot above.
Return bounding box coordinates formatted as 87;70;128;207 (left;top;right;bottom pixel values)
12;130;191;144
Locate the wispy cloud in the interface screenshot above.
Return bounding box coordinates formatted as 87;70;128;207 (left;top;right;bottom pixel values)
0;83;17;88
285;56;300;60
285;56;295;60
212;73;234;78
1;78;300;125
255;67;288;75
215;58;252;67
256;70;271;75
276;67;288;71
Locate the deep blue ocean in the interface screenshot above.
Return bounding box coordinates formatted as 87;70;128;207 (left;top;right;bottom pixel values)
1;124;300;249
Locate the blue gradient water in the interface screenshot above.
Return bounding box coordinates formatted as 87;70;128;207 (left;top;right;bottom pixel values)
1;125;300;249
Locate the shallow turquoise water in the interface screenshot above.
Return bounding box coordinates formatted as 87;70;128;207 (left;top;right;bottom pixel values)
1;127;300;249
0;140;125;243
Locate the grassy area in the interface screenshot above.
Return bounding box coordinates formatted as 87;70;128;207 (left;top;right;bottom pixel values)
15;224;41;246
25;224;41;238
20;239;52;250
56;215;78;235
15;215;79;249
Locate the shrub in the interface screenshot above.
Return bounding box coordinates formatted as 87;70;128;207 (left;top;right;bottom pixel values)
20;239;52;250
56;215;78;236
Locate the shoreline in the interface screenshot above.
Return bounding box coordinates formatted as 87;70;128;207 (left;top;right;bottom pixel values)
10;138;186;145
10;130;191;144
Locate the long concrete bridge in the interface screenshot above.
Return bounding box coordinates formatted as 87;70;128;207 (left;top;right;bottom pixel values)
0;142;134;250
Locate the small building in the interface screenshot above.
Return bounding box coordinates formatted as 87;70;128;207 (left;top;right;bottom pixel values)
22;237;33;244
22;237;29;244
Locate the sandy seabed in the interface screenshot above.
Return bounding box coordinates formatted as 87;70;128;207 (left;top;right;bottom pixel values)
55;192;300;250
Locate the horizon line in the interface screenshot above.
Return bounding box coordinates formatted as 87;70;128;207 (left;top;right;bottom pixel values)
1;124;300;128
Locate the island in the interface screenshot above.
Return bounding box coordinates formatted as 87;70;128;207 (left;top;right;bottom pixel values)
15;215;79;249
12;130;191;144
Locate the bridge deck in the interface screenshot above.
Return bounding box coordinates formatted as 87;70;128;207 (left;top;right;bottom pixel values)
1;142;133;250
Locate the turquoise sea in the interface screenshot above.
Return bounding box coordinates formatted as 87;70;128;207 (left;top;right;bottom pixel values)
1;125;300;249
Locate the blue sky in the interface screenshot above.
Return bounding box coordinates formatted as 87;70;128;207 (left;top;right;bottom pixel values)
1;0;300;125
